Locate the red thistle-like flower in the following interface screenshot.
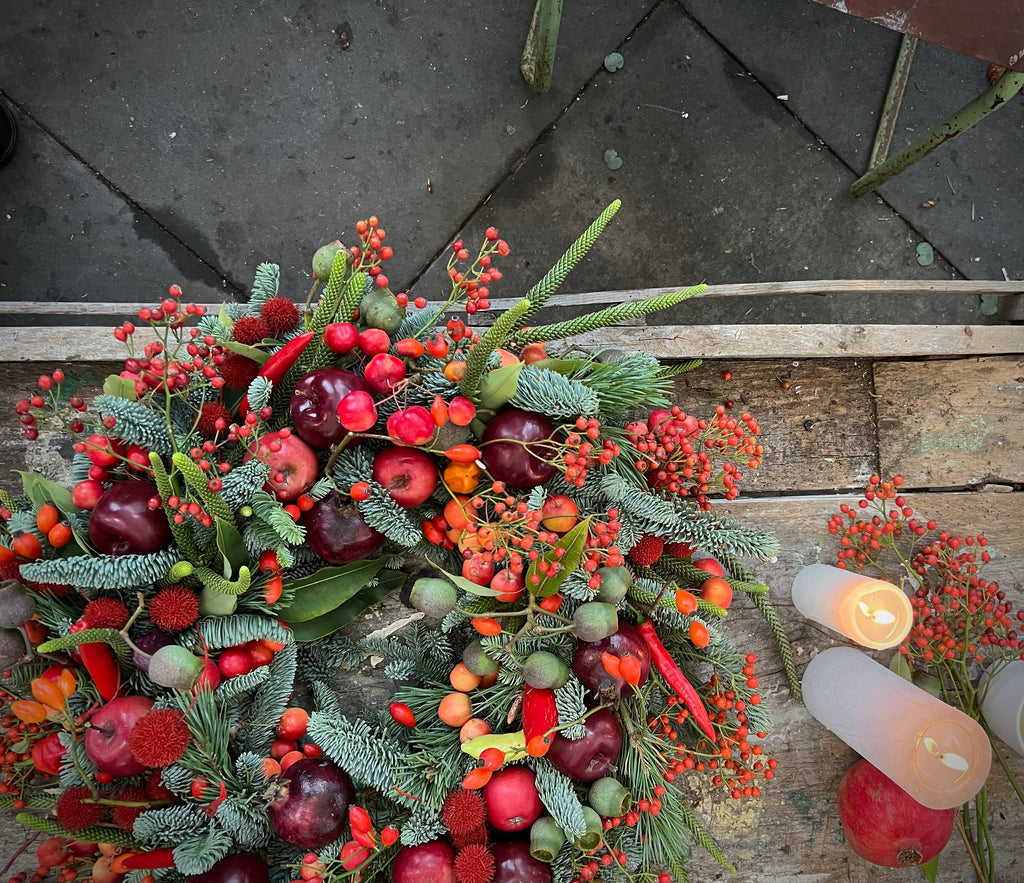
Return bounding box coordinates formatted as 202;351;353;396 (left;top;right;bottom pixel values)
219;353;259;390
146;769;174;801
21;577;72;597
83;597;130;630
664;541;695;560
231;316;270;345
149;585;200;633
628;534;665;567
260;297;301;337
129;709;191;768
449;825;488;850
197;401;234;437
111;785;150;831
442;788;486;837
55;786;105;831
454;845;495;883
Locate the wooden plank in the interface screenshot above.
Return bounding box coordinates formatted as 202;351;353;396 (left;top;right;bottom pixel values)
670;359;879;493
875;356;1024;487
2;322;1020;362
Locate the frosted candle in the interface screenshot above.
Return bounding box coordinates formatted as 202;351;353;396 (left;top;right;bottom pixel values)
979;660;1024;756
791;563;913;649
802;647;991;809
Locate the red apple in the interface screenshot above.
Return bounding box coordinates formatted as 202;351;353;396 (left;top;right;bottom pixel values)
692;556;725;578
245;429;318;502
84;695;155;777
291;368;372;449
541;495;579;533
483;767;543;832
490;568;525;603
392;841;456;883
372;446;438;507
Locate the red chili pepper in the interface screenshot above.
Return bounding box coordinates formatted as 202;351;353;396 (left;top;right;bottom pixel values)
69;620;121;701
522;685;559;756
115;848;177;871
238;330;315;416
636;618;715;741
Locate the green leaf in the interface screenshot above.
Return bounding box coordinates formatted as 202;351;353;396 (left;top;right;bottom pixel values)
17;471;74;515
102;373;138;400
279;560;388;623
889;652;912;682
477;362;524;411
218;303;234;327
528;518;590;597
215;517;249;579
427;560;504;598
921;855;939;883
289;570;404;641
221;340;271;365
528;357;592;375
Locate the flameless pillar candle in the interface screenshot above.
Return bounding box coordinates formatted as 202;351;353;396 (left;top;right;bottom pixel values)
979;660;1024;756
791;563;913;649
802;647;991;809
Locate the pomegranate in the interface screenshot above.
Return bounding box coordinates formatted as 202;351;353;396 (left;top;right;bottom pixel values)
837;758;954;867
482;766;543;832
491;841;551;883
188;853;270;882
268;758;356;849
481;408;558;489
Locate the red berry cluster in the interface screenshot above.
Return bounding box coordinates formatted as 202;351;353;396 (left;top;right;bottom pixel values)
563;417;622;488
348;216;395;290
444;226;507;315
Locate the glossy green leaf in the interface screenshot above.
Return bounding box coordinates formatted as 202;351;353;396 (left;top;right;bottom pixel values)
921;855;939;883
427;558;504;597
889;652;912;682
215;517;249;579
527;357;592;374
280;559;387;623
478;362;524;411
17;472;74;516
102;374;138;400
528;518;590;598
221;340;271;365
289;570;404;641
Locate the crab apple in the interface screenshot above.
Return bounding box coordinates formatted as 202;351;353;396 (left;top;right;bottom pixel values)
392;841;456;883
337;390;377;433
358;328;391;356
540;495;579;533
218;647;253;679
245;430;318;502
481;409;558;489
324;322;360;354
387;406;436;446
701;576;733;609
490;568;525;603
125;443;151;471
72;479;105;510
447;396;476;426
291;368;372;449
692;556;725;578
363;353;406;394
301;492;385;564
372;446;437;507
462;553;495;587
85;433;124;467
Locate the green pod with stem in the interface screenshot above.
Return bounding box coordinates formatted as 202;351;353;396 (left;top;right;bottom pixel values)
573;806;604;851
530;816;565;862
588;777;632;818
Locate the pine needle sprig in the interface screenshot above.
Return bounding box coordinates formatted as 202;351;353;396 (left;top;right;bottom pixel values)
93;395;176;454
515;200;621;327
509;367;599;419
19;548;181;591
249;262;280;308
567;353;673;417
459;297;532;401
508;285;706;348
16;813;138;849
657;358;704;378
248;490;305;545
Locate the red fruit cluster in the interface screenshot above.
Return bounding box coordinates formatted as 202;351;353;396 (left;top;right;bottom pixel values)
349;216;395;289
445;228;507;314
563;416;622;487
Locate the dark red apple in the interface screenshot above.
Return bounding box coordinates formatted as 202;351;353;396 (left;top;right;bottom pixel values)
268;758;355;849
291;368;372;449
546;707;622;782
245;429;318;502
372;446;438;507
301;493;385;564
189;854;270;883
391;841;456;883
491;841;552;883
88;481;170;556
572;622;651;699
84;695;154;777
482;767;543;832
481;409;558;489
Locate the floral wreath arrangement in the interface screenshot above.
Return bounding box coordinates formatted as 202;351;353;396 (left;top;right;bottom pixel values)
0;201;798;883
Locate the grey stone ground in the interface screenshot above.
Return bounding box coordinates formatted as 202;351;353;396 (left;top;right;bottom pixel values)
0;0;1021;871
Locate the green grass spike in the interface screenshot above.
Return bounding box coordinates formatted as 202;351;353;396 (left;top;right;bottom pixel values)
509;284;706;348
516;200;621;327
195;564;252;596
171;452;235;524
150;452;205;563
460;298;533;400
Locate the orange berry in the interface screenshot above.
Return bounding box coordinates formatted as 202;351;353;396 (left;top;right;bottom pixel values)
689;620;711;648
35;503;60;535
461;767;492;790
279;751;305;772
261;757;283;779
46;523;73;549
449;662;482;692
459;717;491;743
675;590;698;615
472;618;503;637
438;692;473;727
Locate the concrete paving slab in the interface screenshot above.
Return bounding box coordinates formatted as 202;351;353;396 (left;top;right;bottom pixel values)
0;0;657;305
411;1;982;327
677;0;1024;281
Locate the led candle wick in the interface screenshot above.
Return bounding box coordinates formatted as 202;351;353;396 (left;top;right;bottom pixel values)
858;601;897;625
922;737;969;772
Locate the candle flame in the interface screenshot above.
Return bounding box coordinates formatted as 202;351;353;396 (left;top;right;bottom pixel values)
857;601;897;625
923;736;970;772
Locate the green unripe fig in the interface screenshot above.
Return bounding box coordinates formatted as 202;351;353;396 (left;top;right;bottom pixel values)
588;777;632;818
573;602;619;642
0;580;36;628
463;639;499;677
312;240;346;281
530;816;565;862
199;586;237;616
523;650;570;690
147;645;204;690
359;287;405;335
0;628;26;669
574;806;604;851
410;578;458;618
593;566;632;604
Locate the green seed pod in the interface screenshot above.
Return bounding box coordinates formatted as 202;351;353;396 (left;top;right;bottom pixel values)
463;639;499;677
359;287;405;335
312;240;346;281
523;650;570;690
147;645;204;690
0;628;26;669
593;566;633;604
574;806;604;851
0;579;36;629
410;578;458;618
588;777;632;818
530;816;565;862
573;602;619;642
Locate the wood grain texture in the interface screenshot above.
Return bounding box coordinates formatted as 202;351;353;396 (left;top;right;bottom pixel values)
875;357;1024;487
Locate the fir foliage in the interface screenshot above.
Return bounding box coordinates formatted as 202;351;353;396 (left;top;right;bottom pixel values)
399;804;446;847
396;303;445;341
249;262;280;308
247;490;306;544
213;796;271;852
243;375;274;415
235;644;298;755
197;314;233;342
509;367;599;419
19;548;180;590
218;458;270;510
532;758;588;838
213;664;271;701
134;804;209;846
329;445;375;493
358;481;424;546
191;614;293;651
93;394;177;453
308;712;403;797
58;729;97;788
172;825;233;876
554;677;588;739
